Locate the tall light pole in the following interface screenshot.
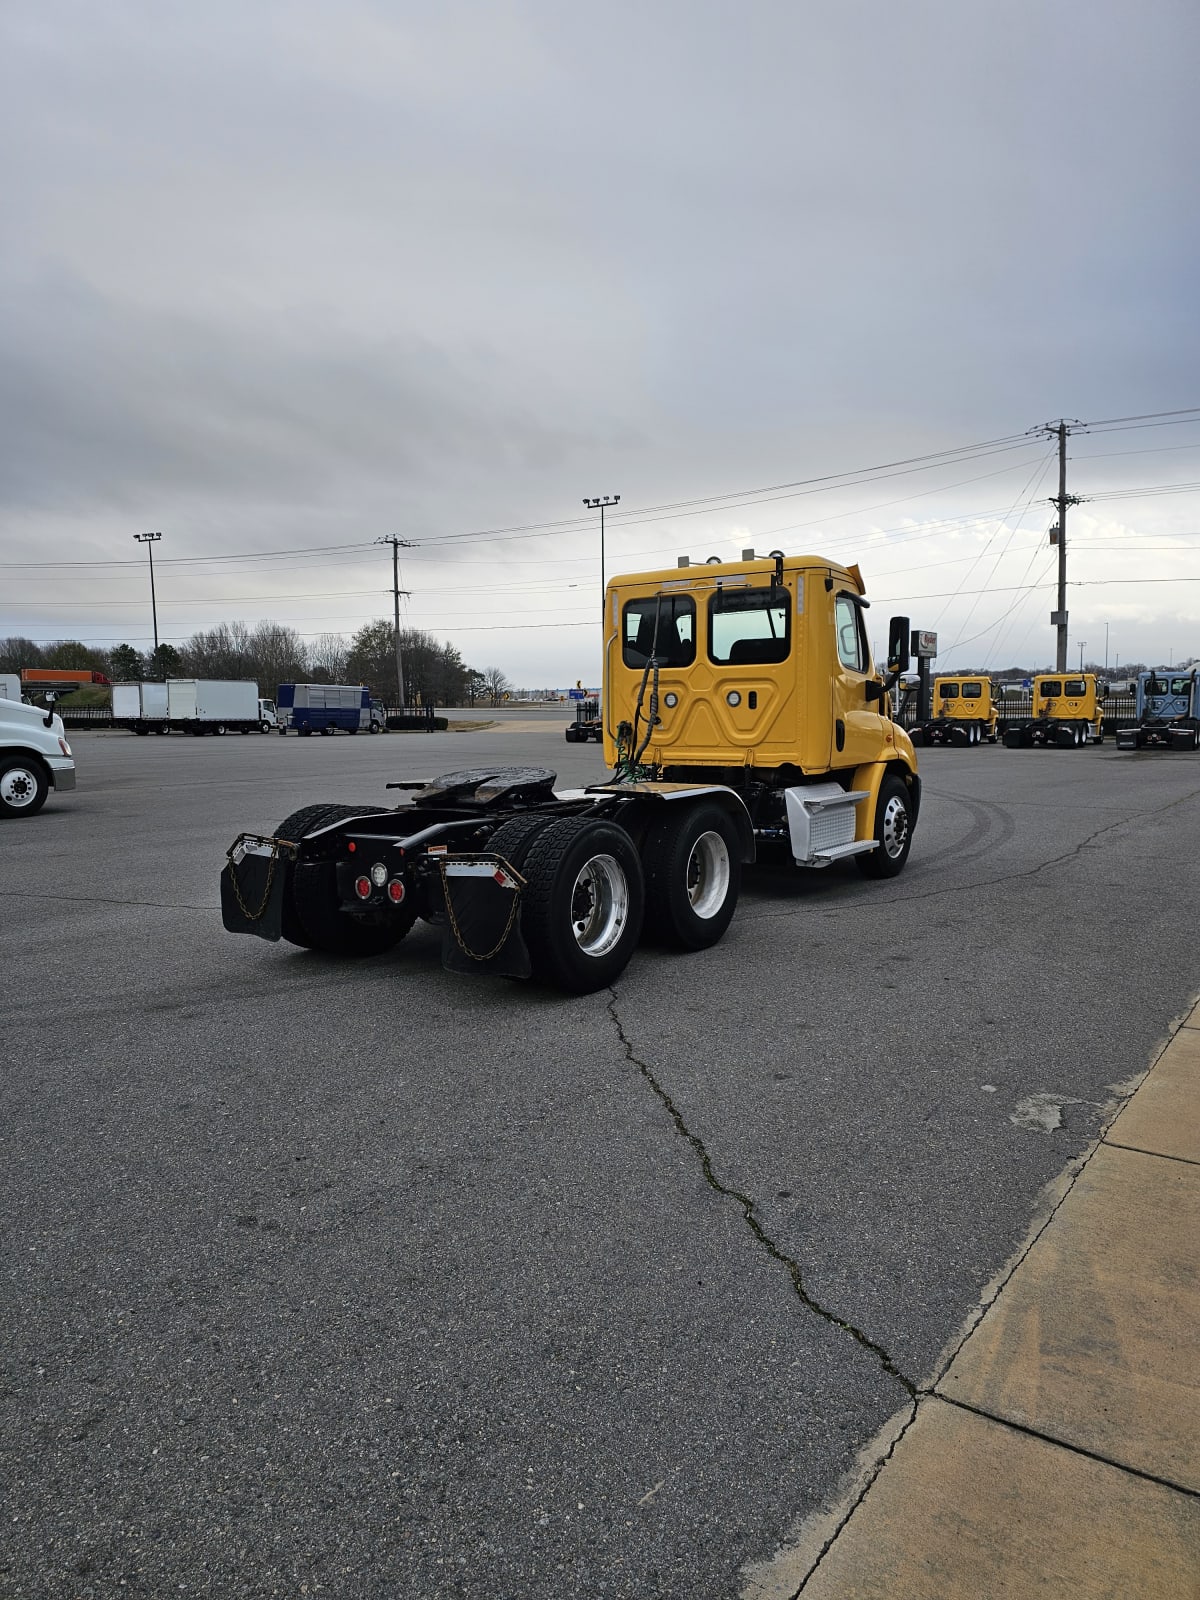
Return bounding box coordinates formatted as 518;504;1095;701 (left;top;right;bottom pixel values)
583;495;620;609
1078;640;1087;672
133;531;162;652
375;536;415;708
1104;622;1109;671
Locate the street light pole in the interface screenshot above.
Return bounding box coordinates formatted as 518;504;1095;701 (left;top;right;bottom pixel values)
375;536;415;709
583;495;620;610
1078;640;1087;672
133;531;162;652
1104;622;1109;671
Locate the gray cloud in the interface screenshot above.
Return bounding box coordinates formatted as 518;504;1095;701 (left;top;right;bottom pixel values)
2;0;1199;675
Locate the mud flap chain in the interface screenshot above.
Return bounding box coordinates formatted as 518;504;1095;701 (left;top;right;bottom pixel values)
438;858;525;962
224;835;297;923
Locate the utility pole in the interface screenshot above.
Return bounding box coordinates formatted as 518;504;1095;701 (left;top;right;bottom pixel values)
583;495;620;609
1033;420;1082;671
133;531;162;652
375;536;415;708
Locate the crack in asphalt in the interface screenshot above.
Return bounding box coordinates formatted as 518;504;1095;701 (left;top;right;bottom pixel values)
605;992;917;1399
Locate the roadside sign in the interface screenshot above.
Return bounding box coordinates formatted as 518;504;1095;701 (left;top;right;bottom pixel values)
568;688;587;700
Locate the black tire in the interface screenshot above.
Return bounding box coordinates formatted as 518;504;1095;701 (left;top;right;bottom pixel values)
369;721;382;734
488;813;554;871
908;727;925;747
856;776;915;879
274;803;414;954
260;720;271;733
321;724;335;736
564;727;579;743
0;756;50;818
641;801;741;950
519;817;644;992
134;725;149;736
215;724;228;736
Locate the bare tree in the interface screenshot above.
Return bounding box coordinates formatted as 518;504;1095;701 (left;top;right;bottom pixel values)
309;631;349;683
483;666;512;706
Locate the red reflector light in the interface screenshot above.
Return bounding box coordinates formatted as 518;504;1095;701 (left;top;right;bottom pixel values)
354;876;372;900
347;840;356;852
387;878;406;904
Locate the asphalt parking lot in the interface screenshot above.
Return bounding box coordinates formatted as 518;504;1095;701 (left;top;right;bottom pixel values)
4;713;1200;1599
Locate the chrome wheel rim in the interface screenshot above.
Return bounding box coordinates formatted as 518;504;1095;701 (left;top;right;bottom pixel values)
569;854;628;956
881;794;909;858
686;830;731;919
0;766;39;808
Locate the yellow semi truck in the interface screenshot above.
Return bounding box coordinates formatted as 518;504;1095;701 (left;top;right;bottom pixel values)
907;676;1000;747
221;551;921;992
1003;673;1106;748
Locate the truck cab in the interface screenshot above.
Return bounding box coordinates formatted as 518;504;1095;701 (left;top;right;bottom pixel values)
0;692;76;817
1005;673;1106;748
1115;668;1200;751
909;676;999;746
603;552;919;868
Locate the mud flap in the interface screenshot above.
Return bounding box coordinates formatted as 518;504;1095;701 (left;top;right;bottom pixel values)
439;860;531;979
220;837;290;940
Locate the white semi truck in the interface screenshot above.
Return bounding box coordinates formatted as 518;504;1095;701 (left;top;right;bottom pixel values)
0;684;77;817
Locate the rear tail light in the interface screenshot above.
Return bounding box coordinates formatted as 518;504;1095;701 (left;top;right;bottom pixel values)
387;878;406;904
354;875;372;900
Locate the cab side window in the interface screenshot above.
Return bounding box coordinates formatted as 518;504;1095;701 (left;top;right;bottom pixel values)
961;682;982;700
938;682;959;699
835;595;868;672
1064;678;1086;697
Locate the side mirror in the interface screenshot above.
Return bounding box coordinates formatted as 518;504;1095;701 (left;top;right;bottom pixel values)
887;616;911;677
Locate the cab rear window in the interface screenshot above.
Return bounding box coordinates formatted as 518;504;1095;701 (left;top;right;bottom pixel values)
708;587;790;666
622;596;696;669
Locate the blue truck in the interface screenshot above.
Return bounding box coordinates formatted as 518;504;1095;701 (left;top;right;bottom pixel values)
1115;668;1199;751
277;683;386;736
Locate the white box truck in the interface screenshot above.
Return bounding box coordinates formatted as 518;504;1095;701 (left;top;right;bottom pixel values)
113;681;171;735
166;679;266;735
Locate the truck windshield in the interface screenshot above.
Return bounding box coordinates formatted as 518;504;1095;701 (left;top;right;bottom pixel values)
708;587;790;666
622;596;696;668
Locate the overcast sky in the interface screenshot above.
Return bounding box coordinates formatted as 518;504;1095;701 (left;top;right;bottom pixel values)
3;0;1199;683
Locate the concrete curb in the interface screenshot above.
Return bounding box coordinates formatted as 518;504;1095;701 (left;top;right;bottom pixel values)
768;1002;1200;1598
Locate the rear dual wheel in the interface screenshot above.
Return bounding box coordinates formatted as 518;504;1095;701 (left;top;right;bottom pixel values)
478;815;644;992
641;802;741;950
518;818;644;993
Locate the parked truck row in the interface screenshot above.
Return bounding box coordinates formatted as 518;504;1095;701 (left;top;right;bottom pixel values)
112;679;389;736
